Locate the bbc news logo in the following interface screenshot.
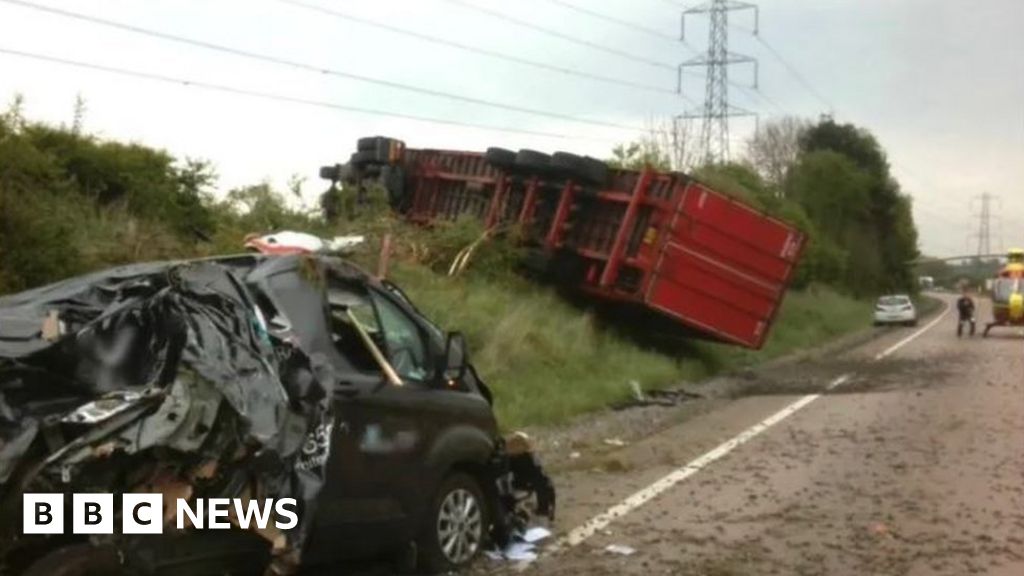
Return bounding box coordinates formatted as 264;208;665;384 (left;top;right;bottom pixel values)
23;493;298;535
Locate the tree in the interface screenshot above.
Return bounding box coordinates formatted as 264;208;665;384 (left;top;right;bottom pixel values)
799;116;889;180
71;93;87;135
745;116;809;191
693;162;772;207
609;139;671;171
790;118;921;294
287;173;306;201
609;118;700;172
787;151;876;294
2;93;25;132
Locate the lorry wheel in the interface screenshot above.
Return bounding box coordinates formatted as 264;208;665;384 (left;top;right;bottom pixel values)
551;152;583;178
23;543;124;576
515;149;552;174
418;473;489;573
577;156;609;186
485;147;517;169
357;135;396;151
356;136;404;164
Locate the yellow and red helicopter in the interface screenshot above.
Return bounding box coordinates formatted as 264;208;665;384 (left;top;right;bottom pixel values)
983;248;1024;337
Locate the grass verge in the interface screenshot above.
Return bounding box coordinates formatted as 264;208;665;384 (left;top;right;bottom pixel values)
388;258;873;430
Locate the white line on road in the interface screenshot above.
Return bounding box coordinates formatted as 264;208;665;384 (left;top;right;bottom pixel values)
874;304;951;360
552;301;949;553
552;374;849;550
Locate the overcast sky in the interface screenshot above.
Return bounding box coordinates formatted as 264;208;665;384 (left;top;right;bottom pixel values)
1;0;1021;257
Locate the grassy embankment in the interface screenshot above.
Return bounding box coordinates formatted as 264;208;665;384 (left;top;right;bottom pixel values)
385;256;872;429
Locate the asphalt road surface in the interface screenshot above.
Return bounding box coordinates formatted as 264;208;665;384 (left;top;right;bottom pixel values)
492;296;1023;575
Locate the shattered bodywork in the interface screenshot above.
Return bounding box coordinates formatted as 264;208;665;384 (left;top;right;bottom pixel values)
0;258;333;573
0;254;554;574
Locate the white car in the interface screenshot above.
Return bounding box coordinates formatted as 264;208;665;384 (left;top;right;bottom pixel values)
874;294;917;326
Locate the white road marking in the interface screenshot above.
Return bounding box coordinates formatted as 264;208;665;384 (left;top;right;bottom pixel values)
552;301;949;553
552;374;849;550
874;304;951;360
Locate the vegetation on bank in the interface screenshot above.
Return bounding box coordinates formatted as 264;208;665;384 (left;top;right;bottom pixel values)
1;101;894;429
389;263;872;427
610;115;921;297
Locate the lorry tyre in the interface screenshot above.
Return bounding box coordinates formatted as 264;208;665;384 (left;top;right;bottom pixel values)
485;147;517;169
357;135;396;152
357;136;404;164
551;152;583;178
577;156;609;186
515;149;552;174
418;472;489;573
352;149;380;166
357;136;379;151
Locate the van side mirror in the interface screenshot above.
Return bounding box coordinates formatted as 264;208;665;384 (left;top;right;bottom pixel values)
443;332;468;381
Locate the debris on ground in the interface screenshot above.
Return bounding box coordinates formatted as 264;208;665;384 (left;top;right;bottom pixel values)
484;525;551;564
612;388;702;410
604;544;636;556
244;231;365;255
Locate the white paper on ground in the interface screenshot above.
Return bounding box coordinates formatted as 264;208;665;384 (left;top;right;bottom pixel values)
485;542;538;562
604;544;636;556
522;526;552;543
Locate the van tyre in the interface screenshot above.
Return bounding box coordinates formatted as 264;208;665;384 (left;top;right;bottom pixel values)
418;473;488;573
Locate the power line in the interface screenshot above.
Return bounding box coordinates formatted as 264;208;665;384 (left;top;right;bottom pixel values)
753;35;833;112
677;62;785;116
683;9;829;117
0;46;626;143
0;0;650;134
721;20;834;112
273;0;682;97
440;0;677;71
539;0;678;42
731;82;786;115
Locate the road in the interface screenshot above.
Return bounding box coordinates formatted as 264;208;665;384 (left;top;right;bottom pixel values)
496;297;1024;575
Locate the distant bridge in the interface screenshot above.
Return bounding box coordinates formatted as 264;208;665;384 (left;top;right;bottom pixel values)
912;253;1008;266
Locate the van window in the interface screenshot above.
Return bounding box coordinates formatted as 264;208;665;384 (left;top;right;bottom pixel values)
371;291;431;382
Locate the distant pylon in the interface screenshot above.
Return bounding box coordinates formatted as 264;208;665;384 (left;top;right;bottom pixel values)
973;192;995;257
678;0;759;165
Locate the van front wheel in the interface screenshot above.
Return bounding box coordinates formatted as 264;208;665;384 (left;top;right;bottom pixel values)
418;473;488;573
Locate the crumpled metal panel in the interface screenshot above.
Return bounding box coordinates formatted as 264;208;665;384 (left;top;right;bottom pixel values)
0;259;333;573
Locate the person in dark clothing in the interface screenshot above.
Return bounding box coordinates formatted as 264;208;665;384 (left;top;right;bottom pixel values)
956;289;976;337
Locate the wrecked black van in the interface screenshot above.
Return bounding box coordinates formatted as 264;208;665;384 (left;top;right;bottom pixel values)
0;254;554;575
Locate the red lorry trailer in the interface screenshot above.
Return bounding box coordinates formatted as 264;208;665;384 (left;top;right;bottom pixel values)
326;137;807;349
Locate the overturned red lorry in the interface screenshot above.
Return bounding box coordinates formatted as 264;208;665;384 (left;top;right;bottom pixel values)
322;137;807;350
